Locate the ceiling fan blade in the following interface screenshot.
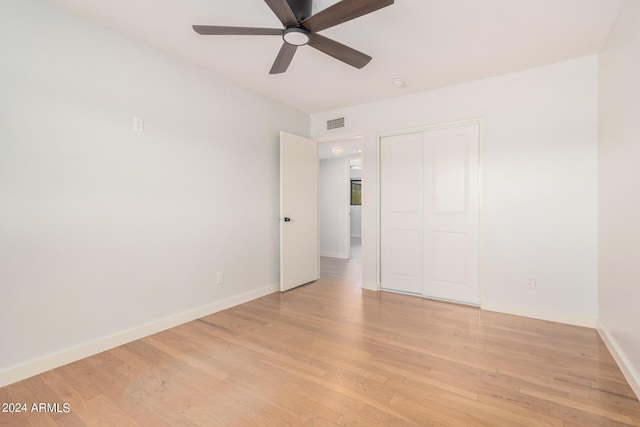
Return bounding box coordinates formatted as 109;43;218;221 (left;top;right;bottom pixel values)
302;0;394;32
308;33;371;69
264;0;299;27
193;25;283;36
270;43;298;74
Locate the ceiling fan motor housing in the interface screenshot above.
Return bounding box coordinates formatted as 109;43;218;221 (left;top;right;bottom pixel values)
286;0;313;21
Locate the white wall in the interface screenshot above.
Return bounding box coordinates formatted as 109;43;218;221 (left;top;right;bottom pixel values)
312;56;599;327
319;158;349;258
0;0;308;385
350;207;362;238
598;0;640;398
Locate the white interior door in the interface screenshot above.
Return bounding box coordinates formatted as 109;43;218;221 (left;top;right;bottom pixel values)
423;124;479;304
380;132;424;294
280;131;319;292
380;123;479;305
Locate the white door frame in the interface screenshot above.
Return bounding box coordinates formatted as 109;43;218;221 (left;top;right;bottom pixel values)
376;119;484;304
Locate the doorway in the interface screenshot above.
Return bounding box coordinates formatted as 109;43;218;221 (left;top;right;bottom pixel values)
349;158;362;260
318;136;362;260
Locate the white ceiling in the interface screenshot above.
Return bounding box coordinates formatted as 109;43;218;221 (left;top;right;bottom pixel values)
48;0;625;113
319;138;362;159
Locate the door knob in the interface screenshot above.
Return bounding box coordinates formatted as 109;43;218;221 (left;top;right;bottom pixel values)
284;217;291;222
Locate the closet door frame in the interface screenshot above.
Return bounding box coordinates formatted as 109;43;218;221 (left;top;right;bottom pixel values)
376;118;483;306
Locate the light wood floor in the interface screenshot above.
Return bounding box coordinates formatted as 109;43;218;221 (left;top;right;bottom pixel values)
2;257;639;426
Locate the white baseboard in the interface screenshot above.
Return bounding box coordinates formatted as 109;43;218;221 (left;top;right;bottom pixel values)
597;320;640;400
362;280;378;292
0;283;279;388
320;251;349;259
481;301;596;328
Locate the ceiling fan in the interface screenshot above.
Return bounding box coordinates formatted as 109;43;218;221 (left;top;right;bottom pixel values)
193;0;394;74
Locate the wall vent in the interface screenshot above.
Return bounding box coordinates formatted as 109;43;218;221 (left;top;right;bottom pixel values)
326;117;345;130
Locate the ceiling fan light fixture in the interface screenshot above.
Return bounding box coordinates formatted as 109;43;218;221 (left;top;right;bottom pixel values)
283;27;310;46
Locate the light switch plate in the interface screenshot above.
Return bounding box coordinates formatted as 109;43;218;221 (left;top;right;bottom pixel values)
133;116;144;133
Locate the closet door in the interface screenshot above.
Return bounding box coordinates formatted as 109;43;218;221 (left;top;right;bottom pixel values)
380;132;423;294
423;124;479;304
380;123;479;304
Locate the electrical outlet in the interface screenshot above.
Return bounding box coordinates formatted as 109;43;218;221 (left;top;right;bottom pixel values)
527;278;536;289
216;271;224;285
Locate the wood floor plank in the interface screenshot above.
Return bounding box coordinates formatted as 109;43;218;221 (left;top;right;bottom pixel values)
1;257;639;426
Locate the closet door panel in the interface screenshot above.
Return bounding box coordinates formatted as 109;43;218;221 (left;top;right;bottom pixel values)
380;132;423;294
424;124;479;304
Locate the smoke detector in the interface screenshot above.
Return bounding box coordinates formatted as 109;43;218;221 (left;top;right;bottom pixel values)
391;78;406;88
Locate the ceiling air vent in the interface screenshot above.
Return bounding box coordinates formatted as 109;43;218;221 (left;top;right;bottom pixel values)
327;117;345;130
